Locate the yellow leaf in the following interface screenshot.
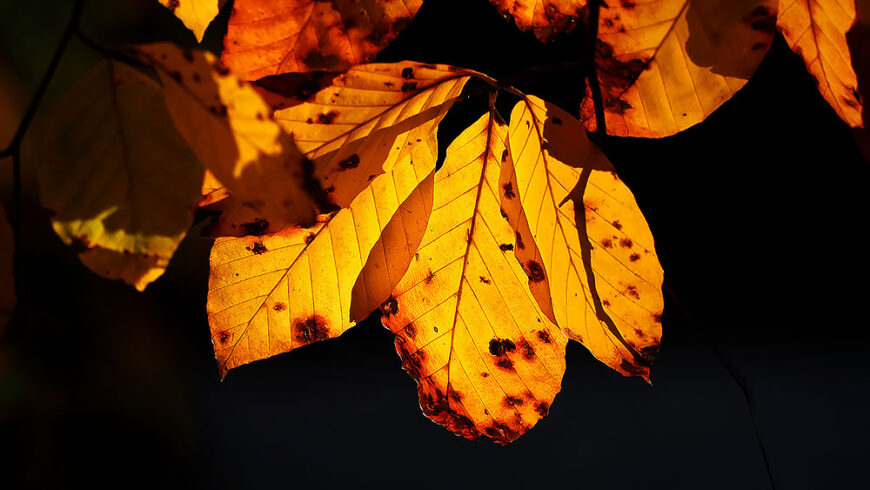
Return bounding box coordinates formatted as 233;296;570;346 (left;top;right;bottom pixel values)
509;96;663;379
488;0;586;42
380;112;567;444
581;0;778;138
207;127;438;378
779;0;863;127
0;205;14;331
222;0;423;79
35;60;203;291
157;0;223;42
273;61;470;208
136;43;319;227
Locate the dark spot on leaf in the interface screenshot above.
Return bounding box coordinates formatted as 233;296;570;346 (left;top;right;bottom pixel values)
481;372;489;377
629;253;641;262
534;402;549;417
304;232;316;245
317;110;339;124
552;116;562;125
499;243;514;251
241;218;269;236
381;295;399;316
619;238;633;248
515;231;525;250
217;330;229;343
537;330;552;344
401;67;414;78
401;81;418;91
502;182;515;199
653;313;662;323
338;153;360;170
625;285;639;299
612;220;622;230
424;269;435;284
504;396;524;407
273;302;286;312
601;238;614;248
501;149;508;162
294;315;329;344
526;261;545;282
520;341;534;360
479;276;491;284
249;242;267;254
496;358;514;370
404;323;416;338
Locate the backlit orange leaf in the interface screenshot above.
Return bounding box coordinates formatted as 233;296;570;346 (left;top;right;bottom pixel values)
380;111;567;444
509;96;663;379
0;205;14;331
207;119;439;377
222;0;423;79
157;0;224;42
272;61;470;208
850;0;870;156
581;0;778;138
778;0;863;127
137;43;319;227
34;60;203;291
488;0;586;42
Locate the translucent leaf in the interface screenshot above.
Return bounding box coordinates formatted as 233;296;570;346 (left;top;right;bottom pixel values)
509;96;663;379
35;60;202;291
779;0;863;127
488;0;586;42
581;0;778;138
156;0;223;42
222;0;423;79
137;43;319;226
380;112;567;444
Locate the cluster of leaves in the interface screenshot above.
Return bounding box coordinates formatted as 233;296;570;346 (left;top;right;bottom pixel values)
1;0;869;444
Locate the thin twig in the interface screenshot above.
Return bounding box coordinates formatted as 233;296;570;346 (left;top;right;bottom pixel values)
584;0;608;148
1;0;87;299
664;281;777;490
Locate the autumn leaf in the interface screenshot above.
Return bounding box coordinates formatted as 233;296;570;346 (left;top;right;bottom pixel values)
222;0;423;79
509;96;663;379
207;120;440;377
850;0;870;156
778;0;862;127
272;61;470;208
157;0;225;42
137;43;319;227
34;60;203;291
380;111;567;444
0;204;14;331
488;0;586;42
581;0;778;138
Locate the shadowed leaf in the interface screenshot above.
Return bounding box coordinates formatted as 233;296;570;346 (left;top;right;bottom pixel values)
779;0;863;127
34;60;202;291
222;0;423;79
581;0;778;138
510;96;663;379
137;43;319;227
488;0;586;42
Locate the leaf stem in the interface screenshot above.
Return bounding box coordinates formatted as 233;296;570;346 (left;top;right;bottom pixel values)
584;0;608;147
0;0;87;301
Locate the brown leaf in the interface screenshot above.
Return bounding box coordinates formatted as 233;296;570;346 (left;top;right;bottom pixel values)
222;0;423;79
488;0;587;42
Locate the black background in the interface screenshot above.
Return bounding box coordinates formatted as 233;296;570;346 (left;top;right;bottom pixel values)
1;0;868;488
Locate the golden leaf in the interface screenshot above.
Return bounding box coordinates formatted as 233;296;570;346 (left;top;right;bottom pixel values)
779;0;863;127
488;0;586;42
136;43;319;227
35;60;202;291
581;0;778;138
222;0;423;79
380;112;567;444
509;96;663;379
0;204;14;331
157;0;223;42
272;61;470;208
207;124;439;377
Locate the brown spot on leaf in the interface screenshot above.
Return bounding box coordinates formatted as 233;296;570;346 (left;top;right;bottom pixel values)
653;313;662;323
294;315;330;344
273;302;286;312
401;67;414;78
537;330;552;344
496;358;515;370
515;231;525;250
625;285;639;299
601;238;614;248
424;269;435;284
317;110;339;124
534;402;549;417
338;153;360;170
502;182;515;199
403;323;416;339
479;276;491;284
526;261;545;282
489;338;516;356
249;241;267;254
504;396;524;407
499;243;514;251
619;238;633;248
217;330;229;343
520;341;535;360
304;232;317;245
629;253;641;262
611;220;622;230
401;81;418;91
380;295;399;316
241;218;269;236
